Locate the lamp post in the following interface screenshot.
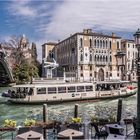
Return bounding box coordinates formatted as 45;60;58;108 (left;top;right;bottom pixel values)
134;28;140;138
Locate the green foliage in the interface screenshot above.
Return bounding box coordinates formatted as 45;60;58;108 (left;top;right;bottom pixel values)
12;63;39;84
3;119;16;128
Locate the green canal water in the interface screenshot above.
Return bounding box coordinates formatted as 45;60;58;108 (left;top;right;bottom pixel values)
0;87;137;126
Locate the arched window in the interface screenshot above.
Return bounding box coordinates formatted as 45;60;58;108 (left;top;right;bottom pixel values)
117;41;119;50
103;40;105;48
109;41;112;49
110;56;112;62
90;39;92;47
100;40;102;48
80;53;83;61
106;40;108;48
97;40;99;47
106;56;108;62
95;55;97;61
97;55;99;61
90;54;92;61
80;38;83;47
103;56;105;62
100;56;102;62
94;40;96;47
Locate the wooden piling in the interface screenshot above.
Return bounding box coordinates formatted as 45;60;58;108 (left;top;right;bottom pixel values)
117;99;122;123
74;104;78;118
43;104;47;139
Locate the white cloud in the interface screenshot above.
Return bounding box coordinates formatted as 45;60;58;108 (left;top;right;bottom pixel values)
38;0;140;40
5;0;140;61
8;0;37;17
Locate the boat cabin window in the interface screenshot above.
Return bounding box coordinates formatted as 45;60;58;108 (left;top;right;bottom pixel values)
16;87;28;93
77;86;84;92
85;86;93;91
58;87;66;93
37;88;46;94
28;88;33;95
68;86;75;93
48;87;56;94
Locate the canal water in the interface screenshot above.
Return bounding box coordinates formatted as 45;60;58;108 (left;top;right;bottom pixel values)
0;87;137;126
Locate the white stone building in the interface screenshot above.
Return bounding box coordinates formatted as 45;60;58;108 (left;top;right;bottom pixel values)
55;29;123;81
121;39;138;81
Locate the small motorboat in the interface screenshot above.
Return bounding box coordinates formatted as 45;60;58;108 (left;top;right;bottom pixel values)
1;90;11;97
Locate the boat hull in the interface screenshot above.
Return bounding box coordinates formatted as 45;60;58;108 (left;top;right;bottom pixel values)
7;92;136;105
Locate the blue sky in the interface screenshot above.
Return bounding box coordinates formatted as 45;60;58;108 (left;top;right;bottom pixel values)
0;0;140;61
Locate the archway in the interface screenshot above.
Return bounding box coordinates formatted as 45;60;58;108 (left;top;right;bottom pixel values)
98;68;104;81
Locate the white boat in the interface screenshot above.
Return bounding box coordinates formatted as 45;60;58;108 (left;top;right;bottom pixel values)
7;80;137;104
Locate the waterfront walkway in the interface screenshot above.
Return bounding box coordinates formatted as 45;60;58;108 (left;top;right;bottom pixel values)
0;122;136;139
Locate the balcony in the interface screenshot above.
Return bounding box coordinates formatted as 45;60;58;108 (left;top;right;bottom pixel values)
114;50;126;56
95;62;107;66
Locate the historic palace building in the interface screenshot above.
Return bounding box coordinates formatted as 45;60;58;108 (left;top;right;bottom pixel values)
42;29;131;81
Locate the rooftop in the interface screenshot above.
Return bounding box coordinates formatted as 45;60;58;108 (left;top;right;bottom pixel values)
42;42;58;46
56;29;121;45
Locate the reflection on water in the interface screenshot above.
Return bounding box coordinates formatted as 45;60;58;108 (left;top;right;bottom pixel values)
0;87;137;126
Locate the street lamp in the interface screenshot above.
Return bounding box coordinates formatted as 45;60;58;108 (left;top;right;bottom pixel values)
134;28;140;138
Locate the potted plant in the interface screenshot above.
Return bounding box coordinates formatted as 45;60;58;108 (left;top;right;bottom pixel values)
24;119;36;127
3;119;16;128
71;117;81;124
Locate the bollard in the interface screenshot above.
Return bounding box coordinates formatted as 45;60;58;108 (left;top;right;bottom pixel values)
74;104;79;118
117;99;122;123
43;104;48;139
84;123;89;139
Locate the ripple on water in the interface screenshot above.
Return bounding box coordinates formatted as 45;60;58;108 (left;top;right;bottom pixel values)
0;87;137;125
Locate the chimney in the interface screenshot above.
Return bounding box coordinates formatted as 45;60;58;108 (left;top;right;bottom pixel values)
112;32;116;37
83;29;92;34
87;29;92;33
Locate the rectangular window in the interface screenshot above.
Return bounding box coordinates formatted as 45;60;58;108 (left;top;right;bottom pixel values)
106;72;108;78
86;86;93;91
37;88;46;94
90;66;92;70
77;86;84;92
48;87;56;94
58;87;66;93
81;73;83;77
68;86;75;93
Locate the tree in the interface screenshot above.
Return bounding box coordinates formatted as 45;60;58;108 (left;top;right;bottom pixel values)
31;42;42;76
2;35;40;84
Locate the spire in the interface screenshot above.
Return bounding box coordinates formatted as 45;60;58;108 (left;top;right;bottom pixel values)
20;34;27;48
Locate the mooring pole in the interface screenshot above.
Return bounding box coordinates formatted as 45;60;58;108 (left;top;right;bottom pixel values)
43;104;48;139
117;99;122;123
74;104;79;118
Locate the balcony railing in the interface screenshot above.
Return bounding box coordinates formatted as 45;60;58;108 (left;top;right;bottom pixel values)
114;50;126;56
95;62;107;66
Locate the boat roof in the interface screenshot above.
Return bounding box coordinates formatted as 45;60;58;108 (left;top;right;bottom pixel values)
12;80;130;88
12;82;94;88
96;80;130;84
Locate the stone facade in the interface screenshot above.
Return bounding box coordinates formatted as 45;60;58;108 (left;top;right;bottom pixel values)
121;39;138;82
43;29;129;81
